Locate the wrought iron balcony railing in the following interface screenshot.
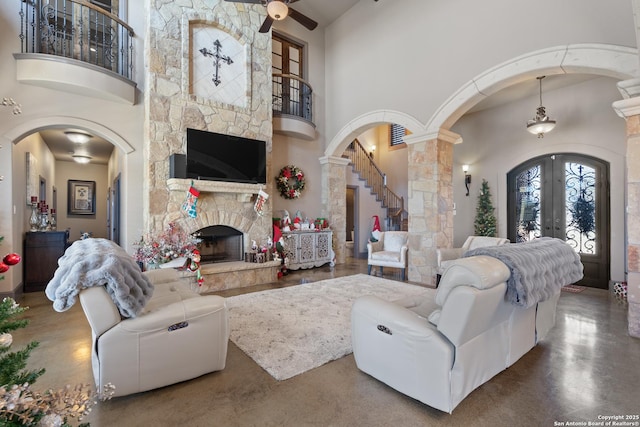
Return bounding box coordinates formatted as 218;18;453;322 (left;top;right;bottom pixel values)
19;0;135;80
272;73;313;123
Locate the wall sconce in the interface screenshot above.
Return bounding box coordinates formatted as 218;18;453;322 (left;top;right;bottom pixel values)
369;145;376;158
462;164;471;196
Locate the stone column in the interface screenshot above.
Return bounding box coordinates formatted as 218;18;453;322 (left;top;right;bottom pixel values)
613;77;640;338
404;129;460;285
319;155;351;265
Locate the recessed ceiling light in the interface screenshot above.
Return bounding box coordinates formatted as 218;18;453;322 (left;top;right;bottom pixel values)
72;154;91;164
65;131;93;144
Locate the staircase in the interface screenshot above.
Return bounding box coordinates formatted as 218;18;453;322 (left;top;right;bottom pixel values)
343;139;407;231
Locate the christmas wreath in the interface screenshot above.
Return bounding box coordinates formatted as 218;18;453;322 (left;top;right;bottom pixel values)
276;165;305;199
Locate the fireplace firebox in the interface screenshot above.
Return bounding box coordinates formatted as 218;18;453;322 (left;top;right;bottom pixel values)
196;225;243;264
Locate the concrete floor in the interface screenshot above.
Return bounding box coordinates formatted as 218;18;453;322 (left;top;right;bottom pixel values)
13;258;640;427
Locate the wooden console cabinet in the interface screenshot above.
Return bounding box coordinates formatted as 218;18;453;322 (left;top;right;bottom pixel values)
282;230;333;270
24;231;69;292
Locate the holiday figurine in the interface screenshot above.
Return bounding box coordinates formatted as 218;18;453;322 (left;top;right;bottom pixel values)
370;215;381;242
282;210;291;232
187;249;204;287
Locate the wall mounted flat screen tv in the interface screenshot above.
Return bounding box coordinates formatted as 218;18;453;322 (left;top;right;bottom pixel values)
186;128;267;184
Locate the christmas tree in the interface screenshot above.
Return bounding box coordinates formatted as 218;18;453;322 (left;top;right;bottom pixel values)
0;240;113;425
474;179;497;237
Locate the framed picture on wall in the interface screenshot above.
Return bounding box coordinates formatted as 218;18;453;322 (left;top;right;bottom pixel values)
68;180;96;215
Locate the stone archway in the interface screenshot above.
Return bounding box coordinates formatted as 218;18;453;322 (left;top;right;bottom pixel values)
322;43;638;286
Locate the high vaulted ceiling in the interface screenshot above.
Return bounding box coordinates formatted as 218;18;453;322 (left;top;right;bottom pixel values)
38;1;601;164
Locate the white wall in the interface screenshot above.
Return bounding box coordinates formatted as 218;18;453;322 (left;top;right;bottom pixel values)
324;0;635;140
451;76;627;281
9;133;55;289
271;17;328;220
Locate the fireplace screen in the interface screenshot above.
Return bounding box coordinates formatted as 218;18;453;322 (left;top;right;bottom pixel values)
196;225;243;263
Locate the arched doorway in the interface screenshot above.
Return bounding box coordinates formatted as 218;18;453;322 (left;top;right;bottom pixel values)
507;153;610;288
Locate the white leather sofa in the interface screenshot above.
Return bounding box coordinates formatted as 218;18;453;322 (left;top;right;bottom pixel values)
79;268;229;397
351;255;560;413
367;231;409;280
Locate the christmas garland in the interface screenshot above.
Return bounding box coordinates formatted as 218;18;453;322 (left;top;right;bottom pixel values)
276;165;305;199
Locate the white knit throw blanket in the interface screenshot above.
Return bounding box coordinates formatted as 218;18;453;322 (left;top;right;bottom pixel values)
465;237;584;308
45;238;154;318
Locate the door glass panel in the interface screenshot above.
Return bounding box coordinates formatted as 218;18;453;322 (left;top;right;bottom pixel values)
514;165;542;242
565;162;596;254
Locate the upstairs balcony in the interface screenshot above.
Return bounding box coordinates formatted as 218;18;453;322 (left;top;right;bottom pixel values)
15;0;136;104
272;73;316;140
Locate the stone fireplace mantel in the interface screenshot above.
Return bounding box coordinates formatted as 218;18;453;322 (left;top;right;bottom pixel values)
167;178;265;202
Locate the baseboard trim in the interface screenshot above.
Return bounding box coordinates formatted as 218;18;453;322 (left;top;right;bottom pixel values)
0;283;25;303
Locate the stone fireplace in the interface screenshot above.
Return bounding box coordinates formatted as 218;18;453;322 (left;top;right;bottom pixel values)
163;179;278;293
145;5;275;292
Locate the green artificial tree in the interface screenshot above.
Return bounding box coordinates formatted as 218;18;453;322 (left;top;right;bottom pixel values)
0;298;44;390
474;179;497;237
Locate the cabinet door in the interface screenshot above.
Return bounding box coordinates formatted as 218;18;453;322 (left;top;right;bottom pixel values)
298;233;315;263
24;232;67;292
282;234;299;264
315;232;331;262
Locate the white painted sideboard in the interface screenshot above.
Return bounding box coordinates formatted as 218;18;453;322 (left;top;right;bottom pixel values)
282;230;333;270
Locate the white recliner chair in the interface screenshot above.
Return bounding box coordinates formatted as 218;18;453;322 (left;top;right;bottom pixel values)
79;268;229;397
367;231;409;280
351;255;557;413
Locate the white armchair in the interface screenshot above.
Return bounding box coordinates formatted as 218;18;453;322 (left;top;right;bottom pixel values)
79;268;229;397
437;236;509;280
367;231;409;280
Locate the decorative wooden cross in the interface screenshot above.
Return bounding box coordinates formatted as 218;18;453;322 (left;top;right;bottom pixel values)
199;39;233;86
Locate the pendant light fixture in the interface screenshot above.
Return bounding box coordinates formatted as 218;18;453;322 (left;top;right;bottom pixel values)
526;76;556;138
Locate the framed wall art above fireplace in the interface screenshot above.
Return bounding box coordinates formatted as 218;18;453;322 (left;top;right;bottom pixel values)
68;180;96;215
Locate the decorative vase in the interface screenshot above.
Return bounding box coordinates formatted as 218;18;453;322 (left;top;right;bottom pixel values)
39;209;49;231
49;209;57;231
29;203;39;232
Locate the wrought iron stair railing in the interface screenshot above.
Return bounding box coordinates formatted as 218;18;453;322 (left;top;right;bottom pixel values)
19;0;135;80
343;139;407;230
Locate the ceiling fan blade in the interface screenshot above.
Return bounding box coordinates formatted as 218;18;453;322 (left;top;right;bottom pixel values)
259;15;274;33
224;0;263;3
288;7;318;31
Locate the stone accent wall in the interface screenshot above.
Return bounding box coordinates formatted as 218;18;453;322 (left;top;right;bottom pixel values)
612;80;640;338
405;130;457;285
320;156;351;264
145;2;273;248
625;117;640;338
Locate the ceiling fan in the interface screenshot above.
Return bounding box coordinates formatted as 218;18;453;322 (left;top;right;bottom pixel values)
225;0;318;33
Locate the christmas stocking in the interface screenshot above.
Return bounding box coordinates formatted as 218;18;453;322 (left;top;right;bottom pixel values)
182;184;200;218
254;189;269;216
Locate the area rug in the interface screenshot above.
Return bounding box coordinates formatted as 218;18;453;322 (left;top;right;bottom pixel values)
226;274;432;381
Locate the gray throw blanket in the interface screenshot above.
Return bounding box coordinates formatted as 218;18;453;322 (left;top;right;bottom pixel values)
464;237;583;308
45;238;154;318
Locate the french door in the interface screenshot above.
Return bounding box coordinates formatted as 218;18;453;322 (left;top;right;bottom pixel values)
507;154;610;288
